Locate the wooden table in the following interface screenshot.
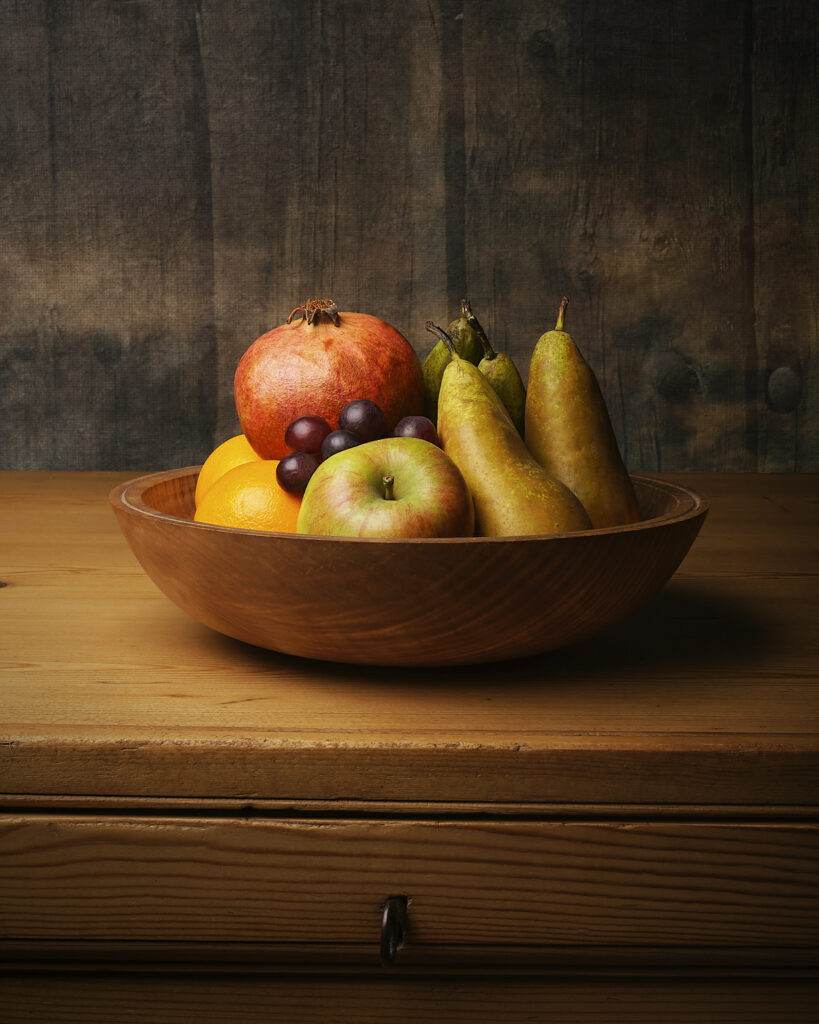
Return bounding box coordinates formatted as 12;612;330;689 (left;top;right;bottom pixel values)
1;472;817;1021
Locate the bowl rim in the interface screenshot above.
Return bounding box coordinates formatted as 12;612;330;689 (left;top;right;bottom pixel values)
110;467;708;545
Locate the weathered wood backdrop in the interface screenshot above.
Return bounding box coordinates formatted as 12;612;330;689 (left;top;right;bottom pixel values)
1;0;816;471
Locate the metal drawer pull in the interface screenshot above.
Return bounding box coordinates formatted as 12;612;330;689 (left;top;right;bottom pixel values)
380;895;408;966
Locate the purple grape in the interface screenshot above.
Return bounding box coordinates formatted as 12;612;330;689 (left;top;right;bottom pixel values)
338;399;386;443
392;415;440;447
284;415;332;454
320;429;362;461
276;451;319;496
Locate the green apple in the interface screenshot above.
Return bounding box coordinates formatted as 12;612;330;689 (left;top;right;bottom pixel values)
297;437;475;538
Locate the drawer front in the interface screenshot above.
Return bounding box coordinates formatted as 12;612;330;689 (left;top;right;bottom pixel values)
1;816;817;953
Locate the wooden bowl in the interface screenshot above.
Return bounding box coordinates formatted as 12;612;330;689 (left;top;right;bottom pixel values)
110;469;707;667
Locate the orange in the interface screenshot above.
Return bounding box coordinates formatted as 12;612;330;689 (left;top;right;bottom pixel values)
193;460;301;533
195;434;262;508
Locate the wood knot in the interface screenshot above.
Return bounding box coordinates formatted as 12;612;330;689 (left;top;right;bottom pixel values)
766;365;801;412
654;350;703;403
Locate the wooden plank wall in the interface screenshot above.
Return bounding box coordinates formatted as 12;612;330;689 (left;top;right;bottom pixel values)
0;0;816;472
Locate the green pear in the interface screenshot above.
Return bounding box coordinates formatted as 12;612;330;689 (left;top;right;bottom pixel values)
464;305;527;435
426;322;591;537
422;299;483;422
524;298;640;528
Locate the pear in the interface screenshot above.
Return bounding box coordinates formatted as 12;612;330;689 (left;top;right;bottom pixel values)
426;322;591;537
422;299;483;422
524;298;640;529
464;304;527;436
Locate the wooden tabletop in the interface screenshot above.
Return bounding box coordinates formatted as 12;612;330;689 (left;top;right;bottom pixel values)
1;472;817;810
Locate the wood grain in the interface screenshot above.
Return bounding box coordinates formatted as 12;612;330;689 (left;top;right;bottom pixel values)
752;0;819;471
1;471;817;805
1;470;818;992
0;2;816;472
1;972;817;1024
0;0;217;470
1;816;817;949
462;0;758;475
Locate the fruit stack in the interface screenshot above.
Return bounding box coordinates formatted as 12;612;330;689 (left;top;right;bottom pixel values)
193;296;639;539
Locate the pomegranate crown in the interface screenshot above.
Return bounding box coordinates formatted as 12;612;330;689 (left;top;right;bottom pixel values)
286;298;340;326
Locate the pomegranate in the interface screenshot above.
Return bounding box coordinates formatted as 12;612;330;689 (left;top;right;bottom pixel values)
235;299;425;460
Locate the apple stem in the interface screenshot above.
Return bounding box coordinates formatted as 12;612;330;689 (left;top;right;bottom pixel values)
463;302;496;360
556;296;569;331
382;474;395;501
425;321;457;358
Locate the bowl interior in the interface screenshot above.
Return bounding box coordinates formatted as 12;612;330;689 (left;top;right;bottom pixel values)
130;468;697;534
140;470;198;520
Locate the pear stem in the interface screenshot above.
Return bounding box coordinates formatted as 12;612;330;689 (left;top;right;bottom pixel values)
556;296;569;331
462;302;496;360
382;474;395;500
425;321;457;357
